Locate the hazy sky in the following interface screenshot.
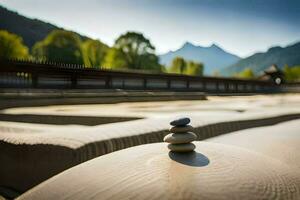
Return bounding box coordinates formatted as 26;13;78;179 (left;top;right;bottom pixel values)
1;0;299;57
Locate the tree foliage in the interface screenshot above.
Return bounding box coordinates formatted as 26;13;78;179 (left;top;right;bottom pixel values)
283;65;300;82
234;68;255;79
104;48;127;69
186;61;204;76
169;56;204;76
0;30;29;59
32;30;84;64
82;39;109;67
104;32;161;71
169;57;186;74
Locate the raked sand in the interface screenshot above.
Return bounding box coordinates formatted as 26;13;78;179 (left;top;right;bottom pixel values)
1;94;300;195
18;138;300;200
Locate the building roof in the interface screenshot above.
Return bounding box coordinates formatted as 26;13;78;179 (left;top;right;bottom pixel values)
264;64;281;74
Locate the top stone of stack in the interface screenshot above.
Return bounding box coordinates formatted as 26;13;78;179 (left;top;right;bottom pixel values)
170;117;191;126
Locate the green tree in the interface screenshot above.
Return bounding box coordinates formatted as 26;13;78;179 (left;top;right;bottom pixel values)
104;32;161;71
234;68;255;79
186;61;204;76
169;57;187;74
169;57;204;76
32;30;84;64
82;39;109;68
0;30;29;59
284;65;300;82
104;48;127;69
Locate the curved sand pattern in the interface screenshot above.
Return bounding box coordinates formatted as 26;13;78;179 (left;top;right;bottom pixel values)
2;114;300;194
207;119;300;168
2;94;300;194
18;142;300;200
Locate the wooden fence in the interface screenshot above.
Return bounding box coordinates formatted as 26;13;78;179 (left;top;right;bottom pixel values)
0;60;281;93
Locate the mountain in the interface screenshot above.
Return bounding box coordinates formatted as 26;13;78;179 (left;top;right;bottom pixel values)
0;5;89;48
221;41;300;76
159;42;240;75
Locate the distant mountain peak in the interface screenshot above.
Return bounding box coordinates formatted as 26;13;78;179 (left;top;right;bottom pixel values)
182;42;221;51
159;41;240;75
210;43;220;49
182;41;196;49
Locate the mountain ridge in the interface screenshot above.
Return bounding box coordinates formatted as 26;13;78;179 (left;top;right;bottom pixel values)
221;41;300;76
159;42;240;75
0;5;91;48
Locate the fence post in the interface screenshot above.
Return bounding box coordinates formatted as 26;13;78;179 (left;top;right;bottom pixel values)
71;74;77;89
167;79;171;89
186;80;190;89
216;82;219;93
32;73;38;88
105;76;111;89
203;81;206;92
143;78;147;90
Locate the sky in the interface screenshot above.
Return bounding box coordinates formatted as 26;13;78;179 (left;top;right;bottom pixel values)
0;0;299;57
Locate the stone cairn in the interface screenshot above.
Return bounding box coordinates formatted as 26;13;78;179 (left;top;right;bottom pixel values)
164;117;197;152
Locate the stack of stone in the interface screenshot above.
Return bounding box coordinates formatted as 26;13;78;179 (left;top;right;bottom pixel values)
164;117;197;152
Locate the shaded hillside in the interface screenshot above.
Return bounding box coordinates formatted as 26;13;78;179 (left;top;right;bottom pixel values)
221;42;300;76
159;42;240;75
0;5;89;48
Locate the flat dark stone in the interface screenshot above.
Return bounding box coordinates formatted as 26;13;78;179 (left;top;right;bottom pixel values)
170;117;190;126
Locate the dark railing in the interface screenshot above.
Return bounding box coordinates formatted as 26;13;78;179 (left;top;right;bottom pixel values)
0;59;282;93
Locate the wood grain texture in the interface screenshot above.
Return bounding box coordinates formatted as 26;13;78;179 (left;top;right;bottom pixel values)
18;142;300;200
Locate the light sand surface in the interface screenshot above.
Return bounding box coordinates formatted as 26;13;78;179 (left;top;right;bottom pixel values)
18;141;300;200
3;94;300;118
207;119;300;168
1;94;300;194
1;94;300;134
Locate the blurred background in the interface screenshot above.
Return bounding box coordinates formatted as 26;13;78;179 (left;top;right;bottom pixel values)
0;0;299;80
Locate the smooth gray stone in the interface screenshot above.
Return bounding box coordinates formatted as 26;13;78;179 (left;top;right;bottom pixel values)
168;143;196;152
170;117;190;126
164;132;197;144
169;125;194;133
